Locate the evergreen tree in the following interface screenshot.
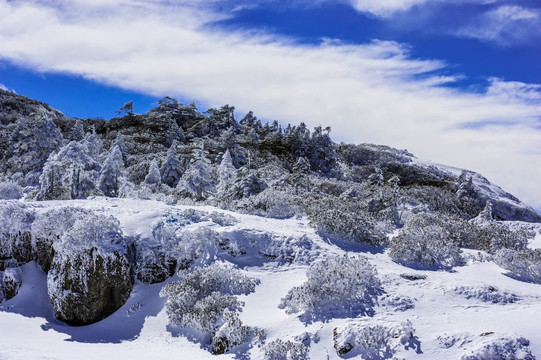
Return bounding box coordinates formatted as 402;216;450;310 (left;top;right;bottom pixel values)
99;145;125;197
144;159;161;186
37;141;99;200
6;116;63;184
178;145;215;200
70;119;85;142
217;149;237;198
84;125;103;163
160;141;182;188
228;167;267;199
112;132;128;165
166;118;186;146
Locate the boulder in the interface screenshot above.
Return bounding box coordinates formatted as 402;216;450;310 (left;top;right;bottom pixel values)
2;267;22;300
47;248;132;325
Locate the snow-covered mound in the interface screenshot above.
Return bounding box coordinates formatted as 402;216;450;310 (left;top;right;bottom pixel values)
1;198;541;359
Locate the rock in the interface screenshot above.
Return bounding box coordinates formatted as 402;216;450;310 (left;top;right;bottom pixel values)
2;267;22;300
45;213;133;325
32;236;56;273
333;327;354;356
47;248;132;326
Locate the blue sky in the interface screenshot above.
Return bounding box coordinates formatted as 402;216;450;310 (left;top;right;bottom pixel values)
0;0;540;209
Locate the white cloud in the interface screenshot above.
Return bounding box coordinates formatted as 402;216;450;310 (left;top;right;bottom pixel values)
328;0;497;18
0;0;540;209
456;5;541;46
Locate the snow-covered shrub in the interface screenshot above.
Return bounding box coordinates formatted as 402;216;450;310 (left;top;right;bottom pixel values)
304;195;389;246
0;181;23;199
161;262;259;353
211;310;252;355
379;294;415;312
279;254;382;320
494;249;541;283
389;213;463;269
333;324;392;358
460;335;534;360
333;320;417;358
454;285;520;304
263;339;308;360
47;213;133;325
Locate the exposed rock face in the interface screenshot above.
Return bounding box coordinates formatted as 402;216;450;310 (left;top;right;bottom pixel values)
1;267;22;300
47;248;132;326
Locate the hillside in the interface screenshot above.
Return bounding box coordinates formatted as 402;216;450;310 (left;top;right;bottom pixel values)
1;90;541;359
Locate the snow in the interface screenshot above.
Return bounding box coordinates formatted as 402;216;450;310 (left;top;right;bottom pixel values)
1;198;541;359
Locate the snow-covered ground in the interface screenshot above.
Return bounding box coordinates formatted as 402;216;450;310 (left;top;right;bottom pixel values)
1;198;541;360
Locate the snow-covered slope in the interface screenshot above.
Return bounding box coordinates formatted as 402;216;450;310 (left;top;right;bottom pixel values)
1;198;540;360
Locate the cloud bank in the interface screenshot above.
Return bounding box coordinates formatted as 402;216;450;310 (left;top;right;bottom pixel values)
0;0;540;209
456;5;541;46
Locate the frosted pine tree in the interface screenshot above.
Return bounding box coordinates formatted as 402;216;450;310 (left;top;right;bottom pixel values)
99;145;125;197
166;118;186;146
70;119;85;142
112;132;128;165
216;149;236;198
160;141;182;188
84;125;103;163
144;159;161;186
178;145;215;200
37;141;99;200
6;116;63;184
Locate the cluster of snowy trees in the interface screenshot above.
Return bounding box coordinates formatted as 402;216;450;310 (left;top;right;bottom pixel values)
1;90;540;280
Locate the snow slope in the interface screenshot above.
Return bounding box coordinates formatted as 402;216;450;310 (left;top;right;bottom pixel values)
1;198;541;360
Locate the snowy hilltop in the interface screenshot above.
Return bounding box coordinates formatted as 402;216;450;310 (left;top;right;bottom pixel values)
0;89;541;359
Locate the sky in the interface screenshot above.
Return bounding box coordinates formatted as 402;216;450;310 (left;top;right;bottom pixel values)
0;0;540;210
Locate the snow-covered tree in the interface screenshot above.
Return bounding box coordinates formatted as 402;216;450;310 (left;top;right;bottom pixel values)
144;159;161;186
99;145;125;197
37;141;99;200
216;149;236;198
166;118;186;146
70;119;85;142
5;115;63;184
228;167;267;200
178;146;215;200
112;132;128;165
84;125;103;163
160;141;182;188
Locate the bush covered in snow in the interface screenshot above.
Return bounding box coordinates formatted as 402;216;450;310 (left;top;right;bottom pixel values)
494;248;541;283
160;262;259;353
0;181;23;199
279;254;382;320
460;335;534;360
263;339;308;360
389;213;464;269
454;285;520;304
332;320;417;358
